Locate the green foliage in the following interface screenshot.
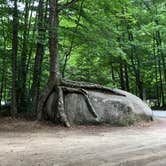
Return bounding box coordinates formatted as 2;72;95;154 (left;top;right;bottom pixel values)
0;0;166;108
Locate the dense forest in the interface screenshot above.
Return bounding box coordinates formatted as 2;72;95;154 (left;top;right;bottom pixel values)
0;0;166;118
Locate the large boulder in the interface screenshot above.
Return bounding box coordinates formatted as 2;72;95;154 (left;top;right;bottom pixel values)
46;89;153;126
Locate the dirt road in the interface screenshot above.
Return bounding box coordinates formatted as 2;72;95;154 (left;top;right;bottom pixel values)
0;117;166;166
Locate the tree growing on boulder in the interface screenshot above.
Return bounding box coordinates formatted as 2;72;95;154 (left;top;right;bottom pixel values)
37;0;127;127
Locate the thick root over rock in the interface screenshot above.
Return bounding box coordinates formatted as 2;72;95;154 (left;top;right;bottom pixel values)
62;87;98;118
57;87;70;127
37;80;128;127
61;79;125;96
37;84;54;120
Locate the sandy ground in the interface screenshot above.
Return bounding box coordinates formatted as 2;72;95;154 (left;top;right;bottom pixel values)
0;117;166;166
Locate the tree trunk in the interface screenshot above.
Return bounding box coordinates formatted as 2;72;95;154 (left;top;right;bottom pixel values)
0;71;4;109
37;0;83;124
11;0;19;117
153;33;160;107
124;63;130;92
31;0;48;115
0;22;7;109
18;0;29;112
48;0;60;86
127;27;143;99
37;0;60;120
158;59;164;107
119;60;125;90
155;28;165;107
0;55;6;108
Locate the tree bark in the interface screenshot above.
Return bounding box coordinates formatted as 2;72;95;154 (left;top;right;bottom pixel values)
0;70;4;109
119;60;125;90
124;63;130;92
11;0;19;117
37;0;60;120
56;87;70;127
18;0;30;112
153;33;160;107
49;0;60;86
31;0;48;115
154;22;165;107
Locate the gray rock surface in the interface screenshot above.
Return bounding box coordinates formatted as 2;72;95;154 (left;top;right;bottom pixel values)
46;89;153;126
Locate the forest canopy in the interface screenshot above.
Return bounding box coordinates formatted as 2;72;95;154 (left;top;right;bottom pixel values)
0;0;166;116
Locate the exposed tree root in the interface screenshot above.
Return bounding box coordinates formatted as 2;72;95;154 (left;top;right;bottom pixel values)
62;87;98;118
61;79;126;96
81;89;98;118
57;87;70;127
37;84;54;120
38;80;126;126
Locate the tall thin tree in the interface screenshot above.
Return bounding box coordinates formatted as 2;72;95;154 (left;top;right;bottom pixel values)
11;0;19;116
